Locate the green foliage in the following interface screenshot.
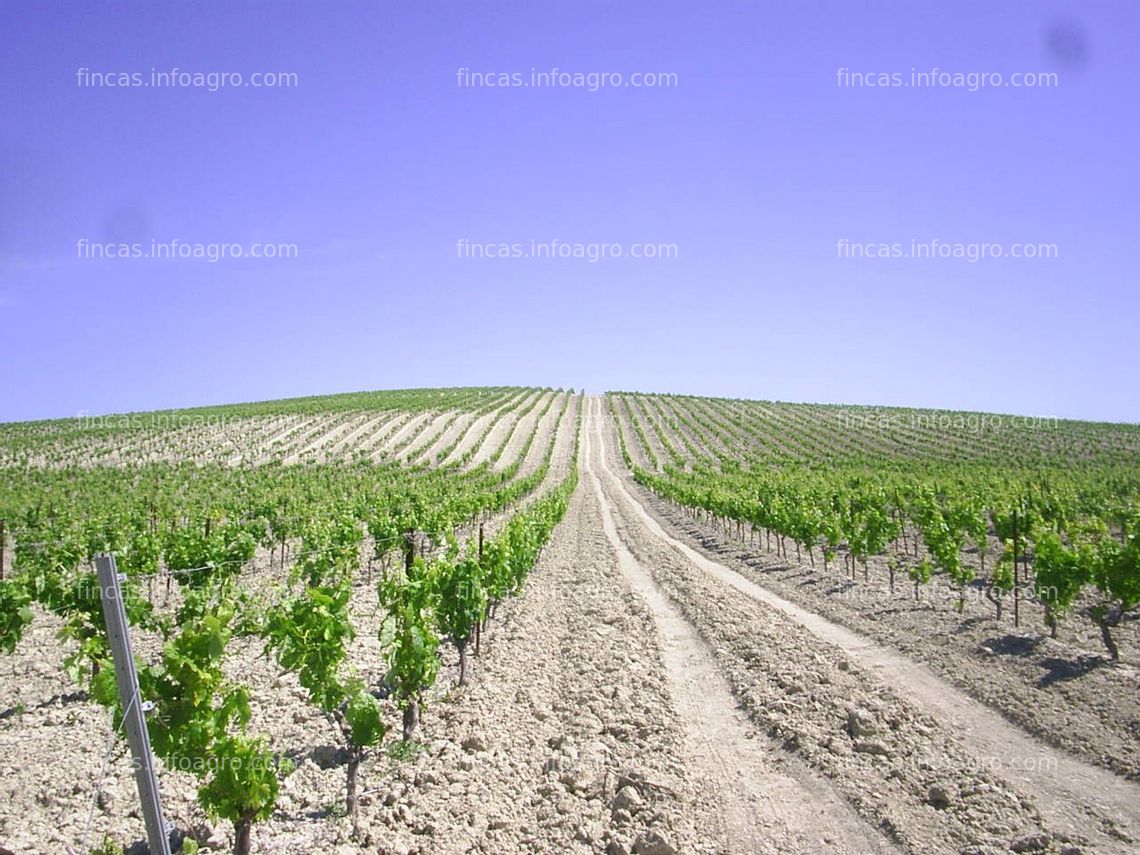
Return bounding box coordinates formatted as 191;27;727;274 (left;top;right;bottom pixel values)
619;392;1140;652
0;387;581;854
138;602;251;770
1089;526;1140;614
264;583;354;711
292;513;361;587
386;737;425;763
264;568;385;820
0;577;33;654
433;551;485;648
343;681;386;749
118;529;162;578
990;551;1015;593
1033;531;1090;623
909;559;933;587
913;490;972;606
479;538;514;605
164;524;256;591
87;835;124;855
379;598;440;717
197;734;281;825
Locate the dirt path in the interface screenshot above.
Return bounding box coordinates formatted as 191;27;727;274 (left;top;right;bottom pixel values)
8;397;1139;855
361;450;710;855
278;414;346;464
417;411;476;464
516;392;565;479
637;488;1140;781
324;412;399;460
547;394;580;484
493;390;553;472
0;395;690;855
288;413;374;463
397;412;452;461
441;409;496;465
583;405;899;855
370;411;432;461
588;397;1140;854
249;415;314;464
466;391;535;469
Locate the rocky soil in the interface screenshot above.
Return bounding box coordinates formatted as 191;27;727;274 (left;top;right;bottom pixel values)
634;475;1140;783
586;398;1139;854
2;396;1138;855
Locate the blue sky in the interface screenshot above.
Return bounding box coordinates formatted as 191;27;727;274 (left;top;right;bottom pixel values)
1;0;1137;422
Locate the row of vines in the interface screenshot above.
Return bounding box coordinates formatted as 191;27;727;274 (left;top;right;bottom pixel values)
611;393;1140;661
0;390;578;854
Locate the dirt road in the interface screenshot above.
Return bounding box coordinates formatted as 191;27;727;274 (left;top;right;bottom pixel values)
584;403;899;854
4;397;1138;854
586;395;1140;854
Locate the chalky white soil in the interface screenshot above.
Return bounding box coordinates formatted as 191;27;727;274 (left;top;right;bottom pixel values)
2;397;1137;855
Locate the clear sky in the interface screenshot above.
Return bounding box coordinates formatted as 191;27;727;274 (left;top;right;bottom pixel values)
2;1;1137;423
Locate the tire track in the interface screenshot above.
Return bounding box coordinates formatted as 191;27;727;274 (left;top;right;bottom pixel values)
584;399;900;855
590;397;1140;853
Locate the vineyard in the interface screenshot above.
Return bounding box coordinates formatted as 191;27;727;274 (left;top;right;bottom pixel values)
0;389;1138;855
0;388;581;854
608;392;1140;778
